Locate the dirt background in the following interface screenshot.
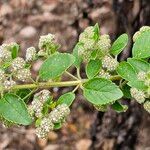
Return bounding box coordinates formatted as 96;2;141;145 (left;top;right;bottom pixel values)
0;0;150;150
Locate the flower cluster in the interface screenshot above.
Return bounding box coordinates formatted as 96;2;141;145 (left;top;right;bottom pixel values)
102;55;118;72
78;26;111;62
25;47;37;62
29;90;51;118
133;26;150;42
99;69;111;79
38;33;59;56
35;103;70;138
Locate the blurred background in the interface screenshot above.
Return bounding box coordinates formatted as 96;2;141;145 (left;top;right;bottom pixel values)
0;0;150;150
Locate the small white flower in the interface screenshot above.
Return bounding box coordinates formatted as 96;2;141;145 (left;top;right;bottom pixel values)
12;57;25;71
25;47;36;62
16;68;31;82
130;88;145;104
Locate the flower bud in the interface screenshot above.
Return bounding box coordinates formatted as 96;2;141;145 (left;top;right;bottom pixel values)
16;68;31;82
49;104;70;123
143;101;150;113
130;88;145;104
36;117;54;138
102;55;118;71
11;57;25;71
25;47;36;62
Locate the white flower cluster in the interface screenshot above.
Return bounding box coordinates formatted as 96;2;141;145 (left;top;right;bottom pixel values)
102;55;118;71
25;47;36;62
0;46;11;61
133;26;150;42
16;68;31;82
49;104;70;123
137;71;146;81
130;88;146;104
97;34;111;55
99;69;111;79
30;90;51;118
38;33;55;49
36;117;54;138
35;103;70;138
11;57;26;71
143;101;150;113
3;79;16;90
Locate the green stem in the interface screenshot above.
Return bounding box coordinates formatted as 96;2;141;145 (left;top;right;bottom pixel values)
0;75;121;92
77;68;81;79
65;71;79;80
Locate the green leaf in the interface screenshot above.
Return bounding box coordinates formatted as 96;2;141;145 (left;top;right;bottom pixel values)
39;53;75;80
93;23;100;41
54;122;62;130
110;33;128;56
86;59;102;79
0;94;32;125
57;92;75;106
83;78;123;105
128;80;147;90
117;61;137;82
127;58;150;73
112;101;128;113
11;44;19;59
121;84;132;99
132;31;150;58
73;43;83;68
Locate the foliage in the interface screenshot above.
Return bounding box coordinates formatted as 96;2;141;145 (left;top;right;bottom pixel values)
0;24;150;138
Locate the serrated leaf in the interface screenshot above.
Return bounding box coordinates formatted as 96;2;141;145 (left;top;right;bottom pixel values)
11;44;19;59
110;33;128;56
83;78;123;105
127;58;150;73
112;101;128;113
0;94;32;125
86;59;102;79
132;31;150;58
39;53;75;80
57;92;75;106
117;61;137;82
73;43;83;68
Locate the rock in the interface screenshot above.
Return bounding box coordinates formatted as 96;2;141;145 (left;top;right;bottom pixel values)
19;26;37;39
38;138;47;148
48;131;58;141
44;144;59;150
0;4;13;16
76;139;92;150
